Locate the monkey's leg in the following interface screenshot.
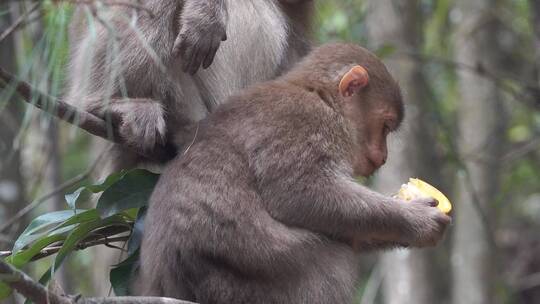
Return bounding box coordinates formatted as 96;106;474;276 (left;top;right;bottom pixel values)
144;141;322;279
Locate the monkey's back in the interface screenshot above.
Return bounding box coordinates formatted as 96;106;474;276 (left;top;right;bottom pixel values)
139;92;361;303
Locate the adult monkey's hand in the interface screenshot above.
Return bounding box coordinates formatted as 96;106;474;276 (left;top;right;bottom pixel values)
173;0;228;75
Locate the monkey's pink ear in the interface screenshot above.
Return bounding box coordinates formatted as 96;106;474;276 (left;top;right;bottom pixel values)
339;66;369;98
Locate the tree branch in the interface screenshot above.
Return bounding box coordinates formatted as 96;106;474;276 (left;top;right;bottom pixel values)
0;260;63;304
0;68;176;162
0;260;198;304
0;2;41;44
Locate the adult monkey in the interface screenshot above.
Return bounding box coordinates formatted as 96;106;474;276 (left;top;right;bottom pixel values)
65;0;314;170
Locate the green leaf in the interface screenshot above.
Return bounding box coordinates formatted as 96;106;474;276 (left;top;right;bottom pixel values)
0;282;11;300
52;209;100;231
0;260;12;300
97;169;159;218
13;209;92;254
65;188;85;210
52;215;130;273
127;208;146;255
110;250;140;296
65;171;129;209
37;266;53;289
8;234;66;268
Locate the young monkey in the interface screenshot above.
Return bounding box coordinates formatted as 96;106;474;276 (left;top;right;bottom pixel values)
139;43;451;304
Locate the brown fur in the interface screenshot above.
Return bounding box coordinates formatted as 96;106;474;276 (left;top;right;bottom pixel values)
139;43;450;303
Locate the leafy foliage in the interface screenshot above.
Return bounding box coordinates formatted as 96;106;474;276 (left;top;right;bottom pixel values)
0;169;159;300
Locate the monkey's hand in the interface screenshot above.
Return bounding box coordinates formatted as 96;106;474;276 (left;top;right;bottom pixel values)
93;101;167;153
173;1;228;75
399;197;452;248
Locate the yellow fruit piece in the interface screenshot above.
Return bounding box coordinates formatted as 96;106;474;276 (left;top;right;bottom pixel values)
396;178;452;214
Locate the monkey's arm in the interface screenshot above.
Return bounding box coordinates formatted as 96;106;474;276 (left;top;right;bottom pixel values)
262;166;449;248
174;0;228;74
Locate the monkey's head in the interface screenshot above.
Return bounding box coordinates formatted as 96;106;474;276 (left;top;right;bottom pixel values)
288;43;404;177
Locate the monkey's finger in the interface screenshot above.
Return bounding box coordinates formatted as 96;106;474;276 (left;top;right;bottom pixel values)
172;37;183;58
436;213;452;226
192;40;212;74
174;33;190;58
181;40;196;73
412;197;438;208
186;41;206;75
202;38;221;69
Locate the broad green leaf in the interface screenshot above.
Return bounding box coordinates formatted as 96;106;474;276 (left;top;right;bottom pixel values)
97;169;159;218
110;249;140;296
8;234;65;268
13;209;91;254
65;170;128;209
55;209;99;226
80;170;128;193
65;187;85;210
15;210;82;242
127;208;146;255
37;266;53;289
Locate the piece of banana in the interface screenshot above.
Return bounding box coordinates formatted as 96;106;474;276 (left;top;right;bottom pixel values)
396;178;452;214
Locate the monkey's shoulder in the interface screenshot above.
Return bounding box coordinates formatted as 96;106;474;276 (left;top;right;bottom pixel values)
214;81;337;124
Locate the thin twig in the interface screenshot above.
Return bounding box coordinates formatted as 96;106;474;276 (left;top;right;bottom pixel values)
514;272;540;292
0;260;63;304
390;52;540;110
0;144;111;234
0;2;40;44
0;260;197;304
501;135;540;164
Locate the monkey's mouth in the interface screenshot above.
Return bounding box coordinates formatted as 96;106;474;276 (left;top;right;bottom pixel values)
362;167;377;178
357;161;377;178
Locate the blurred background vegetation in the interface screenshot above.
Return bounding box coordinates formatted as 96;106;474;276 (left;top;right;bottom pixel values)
0;0;539;303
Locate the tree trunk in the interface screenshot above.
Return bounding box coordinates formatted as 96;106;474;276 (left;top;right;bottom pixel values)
10;1;72;293
451;1;506;303
0;4;28;304
365;1;443;303
531;0;540;73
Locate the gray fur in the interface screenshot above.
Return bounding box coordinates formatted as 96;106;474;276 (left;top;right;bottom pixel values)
64;0;313;172
139;43;450;304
